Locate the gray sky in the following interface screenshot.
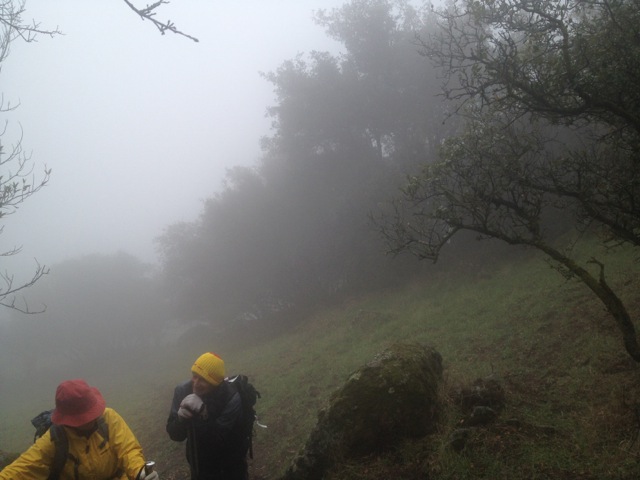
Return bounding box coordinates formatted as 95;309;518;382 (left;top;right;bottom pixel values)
1;0;344;276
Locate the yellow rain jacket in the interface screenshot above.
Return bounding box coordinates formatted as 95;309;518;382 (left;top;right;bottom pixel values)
0;408;146;480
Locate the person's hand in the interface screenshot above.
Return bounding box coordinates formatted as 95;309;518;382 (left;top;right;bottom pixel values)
181;393;204;412
177;405;193;420
178;393;204;420
137;467;159;480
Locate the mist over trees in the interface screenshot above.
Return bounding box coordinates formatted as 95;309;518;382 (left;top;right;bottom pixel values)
155;0;640;363
380;0;640;359
3;0;634;367
0;252;169;380
0;0;183;315
156;0;452;329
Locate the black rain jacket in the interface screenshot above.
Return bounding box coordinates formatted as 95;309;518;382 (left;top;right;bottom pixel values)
166;380;248;480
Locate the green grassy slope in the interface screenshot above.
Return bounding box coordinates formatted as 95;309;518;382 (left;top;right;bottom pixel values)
2;241;639;479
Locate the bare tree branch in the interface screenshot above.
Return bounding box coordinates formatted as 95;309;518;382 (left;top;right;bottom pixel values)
0;0;57;314
0;259;48;313
122;0;199;43
0;0;62;66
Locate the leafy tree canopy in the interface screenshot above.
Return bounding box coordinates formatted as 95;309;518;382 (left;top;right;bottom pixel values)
157;0;446;329
381;0;640;360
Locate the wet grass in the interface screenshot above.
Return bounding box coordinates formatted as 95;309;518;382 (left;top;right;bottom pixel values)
2;239;640;479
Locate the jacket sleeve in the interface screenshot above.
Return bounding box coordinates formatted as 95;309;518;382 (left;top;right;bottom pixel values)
103;408;146;480
166;382;190;442
0;431;56;480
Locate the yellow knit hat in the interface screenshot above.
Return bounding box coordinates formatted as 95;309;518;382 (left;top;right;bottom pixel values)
192;352;225;386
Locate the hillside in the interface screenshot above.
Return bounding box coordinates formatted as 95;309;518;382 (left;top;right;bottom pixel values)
2;241;640;479
119;241;640;479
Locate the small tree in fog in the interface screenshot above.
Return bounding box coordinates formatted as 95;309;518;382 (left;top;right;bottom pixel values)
0;0;58;313
380;0;640;360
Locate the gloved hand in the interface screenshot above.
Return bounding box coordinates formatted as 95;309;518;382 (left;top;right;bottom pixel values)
137;467;159;480
177;405;194;420
178;393;204;420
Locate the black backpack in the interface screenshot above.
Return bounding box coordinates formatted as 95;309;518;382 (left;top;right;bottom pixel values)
31;409;111;480
227;375;262;459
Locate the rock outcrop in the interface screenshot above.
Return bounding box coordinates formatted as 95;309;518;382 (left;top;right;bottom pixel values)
280;342;443;480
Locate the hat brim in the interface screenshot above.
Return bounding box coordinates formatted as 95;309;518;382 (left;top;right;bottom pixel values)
51;386;106;427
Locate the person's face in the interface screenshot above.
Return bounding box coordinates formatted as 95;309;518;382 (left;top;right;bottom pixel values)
192;373;216;397
68;419;97;435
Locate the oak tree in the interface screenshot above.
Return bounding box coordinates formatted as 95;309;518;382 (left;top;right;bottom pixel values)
381;0;640;359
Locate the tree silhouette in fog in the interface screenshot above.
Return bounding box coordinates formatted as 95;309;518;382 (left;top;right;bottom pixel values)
156;0;448;329
381;0;640;360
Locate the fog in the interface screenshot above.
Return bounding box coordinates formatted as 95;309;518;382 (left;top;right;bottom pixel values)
1;0;449;452
1;0;343;274
0;1;636;476
1;0;351;450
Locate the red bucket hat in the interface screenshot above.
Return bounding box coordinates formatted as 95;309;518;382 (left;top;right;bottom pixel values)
51;379;106;427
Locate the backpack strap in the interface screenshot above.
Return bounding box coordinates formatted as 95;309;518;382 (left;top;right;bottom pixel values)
47;424;69;480
95;415;123;478
227;374;261;460
96;415;109;448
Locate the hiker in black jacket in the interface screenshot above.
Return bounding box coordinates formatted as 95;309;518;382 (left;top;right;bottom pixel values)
166;352;248;480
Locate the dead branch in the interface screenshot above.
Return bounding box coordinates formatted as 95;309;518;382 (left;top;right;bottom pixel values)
0;259;48;313
122;0;199;43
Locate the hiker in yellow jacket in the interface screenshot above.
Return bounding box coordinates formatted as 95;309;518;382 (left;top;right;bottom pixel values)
0;379;159;480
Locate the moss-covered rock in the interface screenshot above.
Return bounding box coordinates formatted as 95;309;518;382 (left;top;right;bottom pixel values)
280;342;443;480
